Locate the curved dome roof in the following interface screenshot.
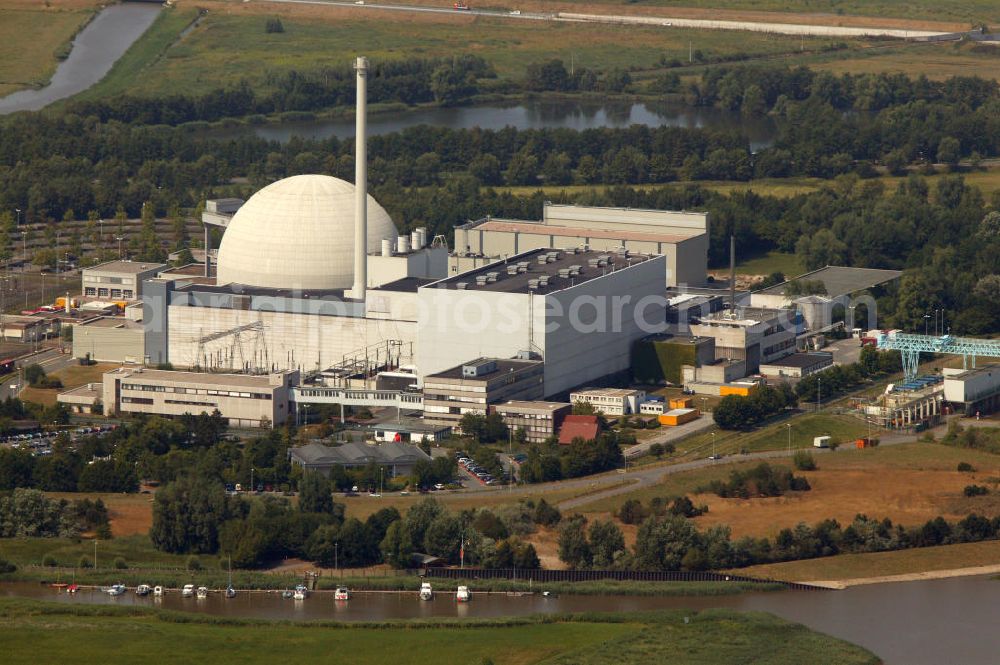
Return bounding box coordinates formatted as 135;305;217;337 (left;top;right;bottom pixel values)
216;175;398;291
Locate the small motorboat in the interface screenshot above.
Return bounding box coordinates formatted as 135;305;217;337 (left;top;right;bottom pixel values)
50;583;68;590
225;586;236;599
66;584;79;594
106;584;126;596
196;586;209;599
333;587;351;601
153;586;164;597
419;582;434;601
135;584;152;596
281;589;294;600
293;584;308;600
456;585;471;602
181;584;195;598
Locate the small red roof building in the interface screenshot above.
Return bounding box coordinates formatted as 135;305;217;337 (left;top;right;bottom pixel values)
558;414;599;444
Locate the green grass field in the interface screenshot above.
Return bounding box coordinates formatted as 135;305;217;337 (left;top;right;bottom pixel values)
0;597;879;665
69;6;855;99
0;4;97;96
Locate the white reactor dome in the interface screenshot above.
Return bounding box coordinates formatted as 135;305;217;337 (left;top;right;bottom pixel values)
216;174;398;291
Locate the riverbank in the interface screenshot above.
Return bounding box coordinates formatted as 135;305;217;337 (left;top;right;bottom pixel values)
0;596;879;665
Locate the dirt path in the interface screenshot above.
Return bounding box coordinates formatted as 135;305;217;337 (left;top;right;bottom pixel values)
811;564;1000;589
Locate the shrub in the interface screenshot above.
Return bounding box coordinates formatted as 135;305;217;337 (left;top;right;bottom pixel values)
617;498;646;525
265;17;284;33
78;556;93;569
113;557;128;570
793;451;817;471
964;484;989;497
42;554;58;567
649;442;665;458
957;462;975;473
533;498;562;527
187;556;203;571
0;557;16;574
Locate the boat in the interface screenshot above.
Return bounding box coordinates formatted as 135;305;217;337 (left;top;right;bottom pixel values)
333;587;351;601
419;582;434;601
153;586;163;597
281;589;294;599
67;584;79;594
136;584;152;596
106;584;126;596
224;556;236;598
456;585;471;602
50;583;68;590
293;584;308;600
181;584;195;598
196;586;209;599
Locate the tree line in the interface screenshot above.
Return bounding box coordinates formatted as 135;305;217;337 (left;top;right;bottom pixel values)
152;476;548;571
0;488;109;539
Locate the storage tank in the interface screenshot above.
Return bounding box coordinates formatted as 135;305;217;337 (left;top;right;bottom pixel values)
410;230;423;250
397;236;410;254
381;238;393;257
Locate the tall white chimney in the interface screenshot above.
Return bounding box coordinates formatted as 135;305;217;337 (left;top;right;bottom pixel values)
351;56;369;300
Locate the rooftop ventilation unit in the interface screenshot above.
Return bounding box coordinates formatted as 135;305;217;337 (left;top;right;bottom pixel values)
486;272;499;283
538;275;550;286
475;275;488;286
537;255;549;265
462;359;497;377
456;282;468;290
557;268;571;278
528;279;539;290
507;265;519;276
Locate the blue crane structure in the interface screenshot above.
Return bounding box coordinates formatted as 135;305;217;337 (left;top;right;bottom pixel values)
876;332;1000;381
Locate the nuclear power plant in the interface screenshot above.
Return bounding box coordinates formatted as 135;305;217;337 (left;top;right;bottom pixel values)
60;55;736;427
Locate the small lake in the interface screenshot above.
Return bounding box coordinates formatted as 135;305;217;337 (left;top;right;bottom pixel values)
3;575;998;664
216;100;778;149
0;3;161;115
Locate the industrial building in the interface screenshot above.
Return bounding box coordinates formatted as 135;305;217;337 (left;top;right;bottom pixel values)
688;307;797;374
943;365;1000;416
72;317;145;363
494;401;572;443
101;367;299;428
759;352;834;379
417;248;666;396
453;203;708;287
82;260;166;302
0;315;47;343
289;440;431;478
569;388;647;416
750;266;902;332
422;357;545;430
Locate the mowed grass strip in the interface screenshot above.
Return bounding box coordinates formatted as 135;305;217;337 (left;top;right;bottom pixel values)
733;539;1000;583
0;5;97;96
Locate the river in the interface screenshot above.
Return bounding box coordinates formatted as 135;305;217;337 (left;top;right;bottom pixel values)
2;576;996;664
214;100;778;149
0;3;161;115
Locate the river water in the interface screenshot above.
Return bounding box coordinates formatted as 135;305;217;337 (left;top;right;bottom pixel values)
0;3;161;115
222;100;777;149
3;576;997;664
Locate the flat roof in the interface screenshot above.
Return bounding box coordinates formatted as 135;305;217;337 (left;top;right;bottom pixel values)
429;247;656;294
496;400;571;413
84;260;167;275
174;281;353;300
106;367;289;389
425;357;542;381
755;265;903;297
373;277;436;293
696;307;790;327
476;219;693;244
570;388;644;397
159;263;217;278
760;352;833;369
80;317;143;330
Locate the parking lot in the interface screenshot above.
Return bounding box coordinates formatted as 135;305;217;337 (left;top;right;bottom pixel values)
0;424;118;456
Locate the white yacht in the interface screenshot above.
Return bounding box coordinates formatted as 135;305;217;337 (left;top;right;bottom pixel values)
135;584;152;596
419;582;434;601
153;586;164;597
333;587;351;601
293;584;308;600
105;584;126;596
181;584;195;598
456;586;471;602
196;586;209;599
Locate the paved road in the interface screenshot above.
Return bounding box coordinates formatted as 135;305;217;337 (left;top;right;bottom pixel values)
259;0;954;38
2;347;72;399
